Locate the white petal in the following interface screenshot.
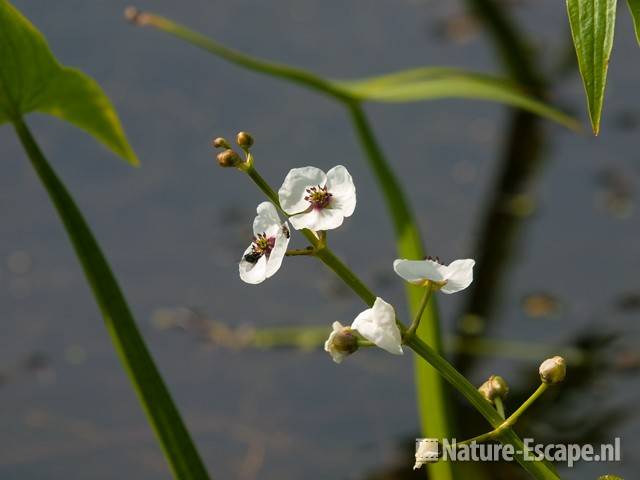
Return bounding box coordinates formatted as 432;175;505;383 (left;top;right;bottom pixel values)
326;165;356;217
278;166;326;215
351;297;403;355
253;201;281;236
289;208;345;231
265;226;290;278
239;246;268;284
440;259;475;294
313;208;345;231
393;259;447;284
289;210;319;230
324;321;347;363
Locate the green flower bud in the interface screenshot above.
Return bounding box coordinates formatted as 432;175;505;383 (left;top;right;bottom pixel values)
236;131;254;148
478;375;509;403
212;137;230;149
539;356;566;385
217;149;241;168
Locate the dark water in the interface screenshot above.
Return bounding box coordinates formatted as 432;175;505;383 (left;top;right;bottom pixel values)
1;0;638;478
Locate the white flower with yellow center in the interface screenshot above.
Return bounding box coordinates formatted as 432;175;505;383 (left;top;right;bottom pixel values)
278;165;356;231
393;257;475;294
239;202;290;284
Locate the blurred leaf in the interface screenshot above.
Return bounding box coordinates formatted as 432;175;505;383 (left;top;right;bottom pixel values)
0;0;138;164
337;68;580;131
629;0;640;44
566;0;617;135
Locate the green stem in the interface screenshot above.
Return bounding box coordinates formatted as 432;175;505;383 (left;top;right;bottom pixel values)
13;117;210;480
494;396;506;419
138;12;350;102
285;248;315;256
404;283;435;338
457;430;497;446
346;102;454;480
456;383;548;447
500;383;548;431
407;337;558;478
143;13;558;478
242;164;559;479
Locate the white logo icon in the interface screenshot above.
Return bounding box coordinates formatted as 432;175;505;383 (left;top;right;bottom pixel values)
414;438;441;469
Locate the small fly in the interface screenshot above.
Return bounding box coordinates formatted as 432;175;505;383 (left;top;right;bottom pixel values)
244;251;262;264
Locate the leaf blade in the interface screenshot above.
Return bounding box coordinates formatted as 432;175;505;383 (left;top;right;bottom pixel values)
628;0;640;44
13;117;210;480
566;0;618;135
0;0;138;164
337;69;580;131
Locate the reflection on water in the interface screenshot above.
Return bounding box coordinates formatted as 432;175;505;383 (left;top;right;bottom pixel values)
1;0;639;478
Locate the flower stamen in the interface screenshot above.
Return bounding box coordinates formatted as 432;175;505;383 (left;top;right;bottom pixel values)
244;232;275;264
304;185;332;210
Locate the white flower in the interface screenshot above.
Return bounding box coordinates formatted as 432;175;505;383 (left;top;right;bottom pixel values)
393;257;475;294
239;202;290;284
278;165;356;231
323;321;358;364
351;297;403;355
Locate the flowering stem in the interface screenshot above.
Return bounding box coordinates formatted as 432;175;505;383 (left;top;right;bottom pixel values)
455;383;549;446
285;248;315;256
244;164;377;305
241;164;558;479
500;383;548;431
407;337;557;478
404;282;435;339
494;396;506;419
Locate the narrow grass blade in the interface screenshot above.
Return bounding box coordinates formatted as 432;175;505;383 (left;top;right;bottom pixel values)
12;117;210;480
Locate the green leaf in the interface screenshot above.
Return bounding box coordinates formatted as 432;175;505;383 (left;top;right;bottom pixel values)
336;68;580;131
566;0;618;135
628;0;640;44
136;13;577;132
0;0;138;164
13;117;210;479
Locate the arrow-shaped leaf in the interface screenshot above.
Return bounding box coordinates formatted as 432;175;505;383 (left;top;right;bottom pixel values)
0;0;137;164
566;0;617;135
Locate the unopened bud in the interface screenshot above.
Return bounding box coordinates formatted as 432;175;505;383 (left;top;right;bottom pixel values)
124;6;150;26
324;322;358;363
236;131;254;148
539;356;566;384
212;137;230;149
217;149;241;168
478;375;509;403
